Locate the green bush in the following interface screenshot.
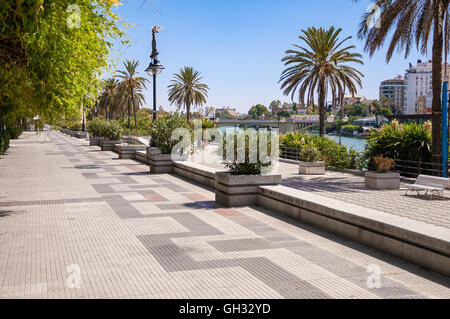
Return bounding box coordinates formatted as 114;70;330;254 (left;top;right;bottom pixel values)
0;129;10;155
68;122;82;131
101;121;123;141
87;117;104;137
7;123;23;139
280;132;362;169
201;118;214;129
149;113;191;154
341;124;363;134
118;116;153;136
299;144;321;162
365;122;432;163
221;129;275;175
88;118;123;140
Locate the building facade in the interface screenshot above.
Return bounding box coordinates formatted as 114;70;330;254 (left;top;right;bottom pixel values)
379;75;406;112
342;95;367;106
215;107;238;118
404;60;450;114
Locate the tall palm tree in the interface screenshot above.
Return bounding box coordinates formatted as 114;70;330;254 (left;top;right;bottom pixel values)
113;84;146;123
116;60;148;129
98;78;120;119
279;26;364;136
356;0;450;168
168;66;209;122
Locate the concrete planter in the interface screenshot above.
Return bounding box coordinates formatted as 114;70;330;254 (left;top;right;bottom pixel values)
74;131;87;139
299;161;326;175
215;172;282;207
174;161;223;188
89;136;103;146
100;139;123;151
365;171;400;190
114;144;147;159
149;152;175;174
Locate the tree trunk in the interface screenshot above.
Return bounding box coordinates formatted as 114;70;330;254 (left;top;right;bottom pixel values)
131;87;137;130
127;101;131;129
432;4;445;174
186;103;191;123
318;82;326;137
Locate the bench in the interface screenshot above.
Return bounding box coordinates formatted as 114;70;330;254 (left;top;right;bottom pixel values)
404;175;449;199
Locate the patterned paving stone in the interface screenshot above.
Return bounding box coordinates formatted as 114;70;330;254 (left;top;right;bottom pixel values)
0;131;449;299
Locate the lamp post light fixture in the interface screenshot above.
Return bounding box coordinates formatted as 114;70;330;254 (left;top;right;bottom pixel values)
145;26;164;122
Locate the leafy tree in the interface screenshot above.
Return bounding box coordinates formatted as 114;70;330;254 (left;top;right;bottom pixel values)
277;110;291;118
0;0;125;130
380;96;403;115
248;104;269;119
168;66;209;122
280;26;363;137
215;109;234;120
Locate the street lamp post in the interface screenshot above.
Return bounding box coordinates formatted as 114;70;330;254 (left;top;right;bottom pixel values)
145;26;164;123
82;103;86;132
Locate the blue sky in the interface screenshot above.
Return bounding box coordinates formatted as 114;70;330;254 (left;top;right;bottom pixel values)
109;0;425;113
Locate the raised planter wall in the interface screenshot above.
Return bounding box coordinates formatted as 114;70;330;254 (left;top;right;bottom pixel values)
135;150;150;164
365;171;400;190
75;131;87;139
89;136;103;146
113;144;147;159
174;161;222;188
299;161;326;175
100;139;123;152
215;172;281;207
148;148;175;174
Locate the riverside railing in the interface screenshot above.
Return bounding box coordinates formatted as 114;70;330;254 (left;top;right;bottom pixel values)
392;158;450;178
279;145;450;178
279;145;302;161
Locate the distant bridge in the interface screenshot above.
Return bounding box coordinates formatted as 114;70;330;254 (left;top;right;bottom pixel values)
214;119;330;133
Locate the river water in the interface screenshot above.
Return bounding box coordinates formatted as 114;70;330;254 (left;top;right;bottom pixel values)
217;126;367;152
323;135;367;152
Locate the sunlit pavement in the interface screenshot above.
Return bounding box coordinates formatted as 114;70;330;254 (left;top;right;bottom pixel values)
0;131;449;299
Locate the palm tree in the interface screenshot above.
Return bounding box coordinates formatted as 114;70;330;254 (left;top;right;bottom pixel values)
168;66;209;122
279;26;364;137
116;60;148;129
98;78;120;119
356;0;450;168
113;84;146;123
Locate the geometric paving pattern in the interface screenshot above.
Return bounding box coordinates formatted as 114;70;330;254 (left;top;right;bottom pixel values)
0;131;449;298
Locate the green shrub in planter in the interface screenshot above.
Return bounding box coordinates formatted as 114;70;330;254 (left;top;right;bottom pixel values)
67;122;82;132
221;129;275;175
299;144;321;162
101;120;123;141
87;118;105;137
149;113;191;154
280;132;361;169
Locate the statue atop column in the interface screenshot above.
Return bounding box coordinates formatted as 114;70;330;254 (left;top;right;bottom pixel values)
150;26;163;61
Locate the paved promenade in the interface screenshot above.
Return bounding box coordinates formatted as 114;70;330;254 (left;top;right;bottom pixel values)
0;131;449;298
